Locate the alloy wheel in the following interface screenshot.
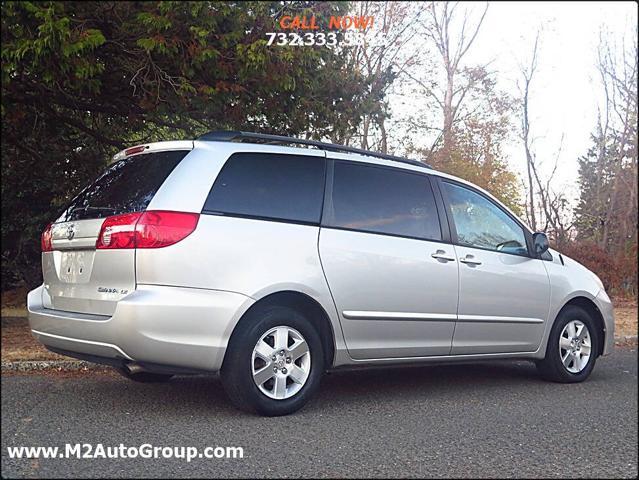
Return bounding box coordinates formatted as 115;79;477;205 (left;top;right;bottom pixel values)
559;320;592;374
251;326;311;400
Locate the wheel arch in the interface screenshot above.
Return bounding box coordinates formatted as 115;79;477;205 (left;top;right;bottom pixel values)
559;296;606;357
223;290;336;368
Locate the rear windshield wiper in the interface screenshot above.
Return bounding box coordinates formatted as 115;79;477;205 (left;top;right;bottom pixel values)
82;206;118;212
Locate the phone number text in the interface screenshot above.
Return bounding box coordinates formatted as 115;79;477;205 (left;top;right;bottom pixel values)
265;32;364;47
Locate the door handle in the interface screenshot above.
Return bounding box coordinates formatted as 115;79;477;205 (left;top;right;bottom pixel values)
431;250;456;262
460;255;482;266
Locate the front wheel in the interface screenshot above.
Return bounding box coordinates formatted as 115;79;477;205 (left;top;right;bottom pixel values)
536;305;599;383
221;305;324;416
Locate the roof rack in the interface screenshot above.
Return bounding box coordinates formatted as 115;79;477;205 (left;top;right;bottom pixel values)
197;130;431;169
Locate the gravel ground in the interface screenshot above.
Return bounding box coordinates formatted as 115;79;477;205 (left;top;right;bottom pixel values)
1;348;637;478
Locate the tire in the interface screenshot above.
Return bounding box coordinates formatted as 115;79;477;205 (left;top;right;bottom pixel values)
115;367;174;383
221;305;324;416
536;305;599;383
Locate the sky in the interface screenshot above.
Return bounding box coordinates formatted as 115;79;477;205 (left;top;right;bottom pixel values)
390;1;638;208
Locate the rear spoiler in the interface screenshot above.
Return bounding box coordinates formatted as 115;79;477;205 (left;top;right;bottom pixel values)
111;141;194;163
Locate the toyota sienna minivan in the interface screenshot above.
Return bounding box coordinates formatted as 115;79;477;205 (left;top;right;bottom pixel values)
28;131;615;416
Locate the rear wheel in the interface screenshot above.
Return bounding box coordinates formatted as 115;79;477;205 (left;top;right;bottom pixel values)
115;367;174;383
537;305;599;383
221;305;324;416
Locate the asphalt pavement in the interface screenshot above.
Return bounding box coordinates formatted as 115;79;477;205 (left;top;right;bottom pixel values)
2;349;637;478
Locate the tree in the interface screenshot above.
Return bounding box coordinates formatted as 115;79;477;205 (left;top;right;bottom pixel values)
574;30;638;253
573;28;637;296
414;1;489;167
405;64;522;212
1;1;368;287
520;31;540;231
344;1;425;152
402;1;521;213
517;30;573;245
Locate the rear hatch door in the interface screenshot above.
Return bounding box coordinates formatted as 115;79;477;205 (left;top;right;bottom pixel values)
43;143;192;316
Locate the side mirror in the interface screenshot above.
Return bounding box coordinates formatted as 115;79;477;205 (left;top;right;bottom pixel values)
532;232;549;256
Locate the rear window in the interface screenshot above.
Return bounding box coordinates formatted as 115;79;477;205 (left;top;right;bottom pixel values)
202;153;326;224
57;150;188;222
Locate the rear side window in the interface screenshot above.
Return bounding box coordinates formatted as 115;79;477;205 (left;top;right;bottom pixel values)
203;153;326;224
324;161;441;241
57;150;188;222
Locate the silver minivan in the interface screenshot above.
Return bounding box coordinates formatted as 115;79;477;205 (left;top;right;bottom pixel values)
28;131;615;416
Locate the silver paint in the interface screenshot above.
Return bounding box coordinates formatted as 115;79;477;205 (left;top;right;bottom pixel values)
28;139;615;376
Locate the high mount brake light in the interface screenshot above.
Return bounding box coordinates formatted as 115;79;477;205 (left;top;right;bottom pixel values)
96;211;199;249
124;145;149;156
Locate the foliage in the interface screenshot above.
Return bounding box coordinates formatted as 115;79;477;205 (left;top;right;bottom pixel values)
441;73;521;215
1;1;367;287
572;33;637;296
574;127;638;250
572;130;638;297
561;241;637;298
409;66;523;214
344;1;426;151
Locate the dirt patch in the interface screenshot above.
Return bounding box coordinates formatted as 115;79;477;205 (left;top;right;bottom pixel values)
1;317;63;362
614;299;638;338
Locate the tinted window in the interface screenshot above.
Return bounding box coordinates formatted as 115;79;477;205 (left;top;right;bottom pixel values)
442;181;528;256
58;150;188;222
325;161;441;241
203;153;326;224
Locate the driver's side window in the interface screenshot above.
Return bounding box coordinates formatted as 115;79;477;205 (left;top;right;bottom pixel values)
442;181;528;256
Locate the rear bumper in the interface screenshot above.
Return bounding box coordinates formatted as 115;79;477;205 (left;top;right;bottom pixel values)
28;284;253;372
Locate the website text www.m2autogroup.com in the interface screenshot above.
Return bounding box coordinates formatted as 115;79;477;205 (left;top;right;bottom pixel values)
6;444;244;463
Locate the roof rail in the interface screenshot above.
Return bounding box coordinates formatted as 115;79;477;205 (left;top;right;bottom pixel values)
197;130;431;169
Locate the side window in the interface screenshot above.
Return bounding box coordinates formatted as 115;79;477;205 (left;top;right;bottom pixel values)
203;153;325;224
442;181;528;256
325;161;441;241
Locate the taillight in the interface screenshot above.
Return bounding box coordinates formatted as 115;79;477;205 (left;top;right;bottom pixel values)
96;211;198;249
135;211;199;248
95;212;142;249
41;223;53;252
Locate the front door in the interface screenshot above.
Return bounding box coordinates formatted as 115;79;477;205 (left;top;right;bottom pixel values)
439;180;551;354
